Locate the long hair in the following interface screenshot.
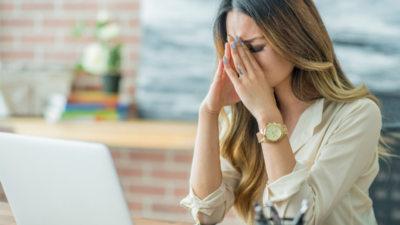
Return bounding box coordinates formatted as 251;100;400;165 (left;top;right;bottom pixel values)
211;0;394;223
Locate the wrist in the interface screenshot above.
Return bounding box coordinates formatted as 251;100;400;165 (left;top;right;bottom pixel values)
256;108;283;129
200;102;221;117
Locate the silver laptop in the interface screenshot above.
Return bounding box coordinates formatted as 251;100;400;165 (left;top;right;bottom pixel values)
0;132;134;225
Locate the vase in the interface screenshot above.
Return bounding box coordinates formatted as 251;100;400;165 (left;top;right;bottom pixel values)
102;73;121;94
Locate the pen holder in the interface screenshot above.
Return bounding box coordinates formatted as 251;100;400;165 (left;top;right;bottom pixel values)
253;200;308;225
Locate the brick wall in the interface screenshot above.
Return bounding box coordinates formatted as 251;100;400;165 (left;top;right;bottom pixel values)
0;0;138;95
0;146;244;224
108;147;245;224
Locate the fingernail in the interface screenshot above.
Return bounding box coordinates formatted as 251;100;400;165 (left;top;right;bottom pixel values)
234;35;239;43
240;40;244;46
223;56;228;64
232;41;236;49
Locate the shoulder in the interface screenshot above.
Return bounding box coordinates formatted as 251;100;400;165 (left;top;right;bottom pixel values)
329;97;382;134
340;97;381;121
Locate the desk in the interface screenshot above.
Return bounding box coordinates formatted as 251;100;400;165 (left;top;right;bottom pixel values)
0;202;194;225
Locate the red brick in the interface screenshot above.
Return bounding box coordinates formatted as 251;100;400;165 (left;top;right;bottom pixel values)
128;86;135;94
127;202;142;211
121;69;136;77
129;19;140;27
0;3;13;11
152;170;189;180
0;20;33;27
0;52;34;59
121;36;140;44
152;204;187;213
63;3;98;11
174;154;193;164
0;36;13;42
129;152;165;162
108;3;139;10
42;19;75;27
21;36;55;43
21;3;54;10
130;53;138;60
109;150;120;160
129;185;165;195
174;188;189;197
0;193;7;202
116;168;142;177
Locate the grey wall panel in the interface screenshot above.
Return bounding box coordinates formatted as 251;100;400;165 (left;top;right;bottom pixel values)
136;0;400;121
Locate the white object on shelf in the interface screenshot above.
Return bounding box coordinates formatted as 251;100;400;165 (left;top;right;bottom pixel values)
0;91;10;119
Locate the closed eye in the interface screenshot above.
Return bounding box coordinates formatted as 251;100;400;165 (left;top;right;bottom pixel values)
249;46;264;53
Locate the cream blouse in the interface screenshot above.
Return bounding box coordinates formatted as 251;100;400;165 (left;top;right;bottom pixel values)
180;97;381;225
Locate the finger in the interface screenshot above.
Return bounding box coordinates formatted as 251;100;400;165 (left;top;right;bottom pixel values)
215;58;224;79
226;36;235;69
223;56;241;86
224;42;230;62
233;35;254;73
238;39;263;72
224;42;233;77
230;41;248;77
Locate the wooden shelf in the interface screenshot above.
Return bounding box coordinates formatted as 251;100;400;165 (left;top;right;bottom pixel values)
0;117;198;151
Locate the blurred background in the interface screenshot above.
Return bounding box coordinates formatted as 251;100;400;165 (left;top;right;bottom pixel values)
0;0;399;224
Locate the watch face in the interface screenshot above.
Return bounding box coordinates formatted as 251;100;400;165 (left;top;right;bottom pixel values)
266;125;282;141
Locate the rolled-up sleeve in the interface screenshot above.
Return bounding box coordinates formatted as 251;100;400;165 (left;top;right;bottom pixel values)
263;99;382;224
180;156;241;224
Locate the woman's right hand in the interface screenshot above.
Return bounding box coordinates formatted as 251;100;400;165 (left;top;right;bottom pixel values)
201;36;241;115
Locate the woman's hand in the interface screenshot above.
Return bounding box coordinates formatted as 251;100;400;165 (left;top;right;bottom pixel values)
201;35;241;115
222;35;281;124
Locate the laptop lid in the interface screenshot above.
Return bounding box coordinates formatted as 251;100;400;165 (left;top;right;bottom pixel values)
0;132;134;225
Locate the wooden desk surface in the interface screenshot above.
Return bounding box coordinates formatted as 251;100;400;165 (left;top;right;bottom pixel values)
0;201;194;225
0;117;198;150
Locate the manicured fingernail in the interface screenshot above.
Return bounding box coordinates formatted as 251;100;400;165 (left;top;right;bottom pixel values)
223;56;228;64
240;40;244;46
234;35;239;43
232;41;236;49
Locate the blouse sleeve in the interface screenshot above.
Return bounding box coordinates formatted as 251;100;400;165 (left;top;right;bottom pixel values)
180;156;241;224
263;99;382;224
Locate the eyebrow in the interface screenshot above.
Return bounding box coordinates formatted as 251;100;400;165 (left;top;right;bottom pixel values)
227;34;264;43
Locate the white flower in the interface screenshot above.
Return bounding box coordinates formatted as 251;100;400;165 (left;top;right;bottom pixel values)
96;10;110;24
97;23;121;41
81;42;109;75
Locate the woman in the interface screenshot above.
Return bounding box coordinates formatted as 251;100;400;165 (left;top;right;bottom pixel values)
180;0;392;224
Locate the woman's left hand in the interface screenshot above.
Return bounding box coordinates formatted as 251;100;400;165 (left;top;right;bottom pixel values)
223;36;282;124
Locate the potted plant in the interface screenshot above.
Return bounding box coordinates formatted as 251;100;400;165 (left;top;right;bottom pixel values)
72;10;123;94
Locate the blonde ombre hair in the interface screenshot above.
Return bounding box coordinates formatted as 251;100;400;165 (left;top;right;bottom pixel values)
211;0;394;223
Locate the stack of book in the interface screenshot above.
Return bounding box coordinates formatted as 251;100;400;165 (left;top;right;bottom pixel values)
63;91;123;121
44;91;135;123
45;91;133;123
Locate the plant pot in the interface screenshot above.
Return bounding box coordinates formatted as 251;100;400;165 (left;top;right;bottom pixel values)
102;73;121;94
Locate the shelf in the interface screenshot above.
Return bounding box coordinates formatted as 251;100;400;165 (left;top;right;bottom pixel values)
0;117;198;151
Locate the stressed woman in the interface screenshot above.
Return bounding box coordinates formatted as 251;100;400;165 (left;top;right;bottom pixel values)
180;0;392;224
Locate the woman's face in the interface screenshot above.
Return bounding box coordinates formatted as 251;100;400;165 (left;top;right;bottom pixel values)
226;10;295;88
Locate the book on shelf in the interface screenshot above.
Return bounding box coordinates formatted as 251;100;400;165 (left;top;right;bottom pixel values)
45;91;133;123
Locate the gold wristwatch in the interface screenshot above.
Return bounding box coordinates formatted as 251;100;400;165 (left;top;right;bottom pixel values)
256;122;288;143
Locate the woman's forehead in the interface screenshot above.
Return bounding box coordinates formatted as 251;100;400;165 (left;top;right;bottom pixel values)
226;11;263;40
